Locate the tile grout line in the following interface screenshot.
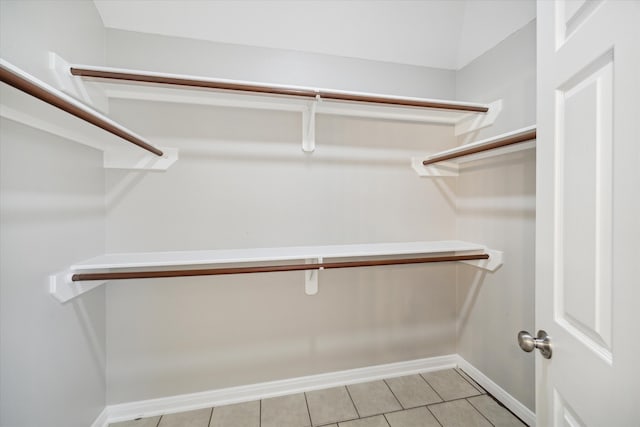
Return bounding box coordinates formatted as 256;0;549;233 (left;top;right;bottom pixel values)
472;391;530;426
454;367;485;394
344;385;361;419
464;397;497;427
467;394;529;427
428;395;485;407
155;415;162;427
207;407;214;427
425;405;445;427
339;414;391;426
259;398;262;427
419;372;445;403
303;391;313;427
381;413;392;427
382;378;404;409
458;367;485;389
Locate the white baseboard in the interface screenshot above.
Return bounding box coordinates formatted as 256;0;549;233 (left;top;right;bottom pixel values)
93;354;534;427
100;354;457;425
457;356;536;426
89;407;109;427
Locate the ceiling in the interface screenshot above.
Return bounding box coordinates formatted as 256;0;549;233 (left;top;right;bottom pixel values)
93;0;535;70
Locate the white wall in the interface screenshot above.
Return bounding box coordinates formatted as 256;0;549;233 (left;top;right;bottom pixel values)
455;21;537;411
106;29;455;99
0;2;536;417
0;1;108;426
102;31;462;403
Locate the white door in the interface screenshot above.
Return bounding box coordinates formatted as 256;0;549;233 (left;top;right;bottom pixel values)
536;0;640;425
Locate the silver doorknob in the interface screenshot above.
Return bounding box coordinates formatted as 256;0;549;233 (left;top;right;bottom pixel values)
518;330;552;359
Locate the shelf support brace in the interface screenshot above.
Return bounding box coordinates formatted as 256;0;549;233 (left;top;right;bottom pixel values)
50;270;105;303
305;257;322;295
455;99;502;136
460;249;503;271
302;95;320;152
411;158;459;177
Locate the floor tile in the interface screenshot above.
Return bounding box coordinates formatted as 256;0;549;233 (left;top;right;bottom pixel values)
347;380;402;417
306;386;359;425
261;393;311;427
385;375;442;408
210;400;259;427
110;417;161;427
338;415;389;427
421;369;481;401
428;399;492;427
158;408;211;427
468;395;526;426
384;406;441;427
455;369;486;394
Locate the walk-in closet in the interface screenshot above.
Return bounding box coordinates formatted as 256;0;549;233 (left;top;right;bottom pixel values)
1;1;638;427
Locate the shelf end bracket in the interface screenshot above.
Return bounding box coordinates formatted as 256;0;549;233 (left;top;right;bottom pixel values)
460;249;503;272
455;99;502;136
411;157;459;177
50;270;106;303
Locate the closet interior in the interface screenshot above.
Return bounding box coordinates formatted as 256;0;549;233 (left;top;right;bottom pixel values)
0;2;537;427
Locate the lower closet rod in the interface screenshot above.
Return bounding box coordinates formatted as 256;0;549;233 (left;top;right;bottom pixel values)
71;253;489;282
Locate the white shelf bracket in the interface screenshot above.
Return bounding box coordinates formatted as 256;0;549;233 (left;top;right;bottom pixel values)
48;52;109;113
455;99;502;136
46;52;178;171
104;147;179;171
302;95;320;152
49;270;106;303
305;257;322;295
411;157;459;177
460;249;503;272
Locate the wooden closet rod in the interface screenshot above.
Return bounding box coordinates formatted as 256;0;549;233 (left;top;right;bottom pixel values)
70;67;489;113
0;61;163;157
71;253;489;281
422;128;537;166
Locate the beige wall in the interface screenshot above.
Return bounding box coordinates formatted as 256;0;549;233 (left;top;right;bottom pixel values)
103;102;461;403
0;2;108;426
455;21;537;411
106;29;456;99
0;3;536;417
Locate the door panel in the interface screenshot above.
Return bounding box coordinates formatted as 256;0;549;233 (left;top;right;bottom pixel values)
537;1;639;425
555;52;613;360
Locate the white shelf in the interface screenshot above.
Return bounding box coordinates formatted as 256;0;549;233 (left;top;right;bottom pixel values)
50;56;502;152
50;240;503;303
412;125;537;177
0;58;177;170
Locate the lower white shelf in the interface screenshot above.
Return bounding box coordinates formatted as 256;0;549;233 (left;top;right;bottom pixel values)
50;240;503;303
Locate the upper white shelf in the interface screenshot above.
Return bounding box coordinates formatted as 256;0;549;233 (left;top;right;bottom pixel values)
56;57;502;152
0;58;177;166
50;240;503;303
412;125;537;177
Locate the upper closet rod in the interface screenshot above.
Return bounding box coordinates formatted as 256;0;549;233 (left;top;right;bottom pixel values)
422;127;537;166
0;59;163;157
70;66;489;113
71;253;489;281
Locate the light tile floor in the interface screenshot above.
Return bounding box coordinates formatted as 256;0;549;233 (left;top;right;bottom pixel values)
110;368;527;427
